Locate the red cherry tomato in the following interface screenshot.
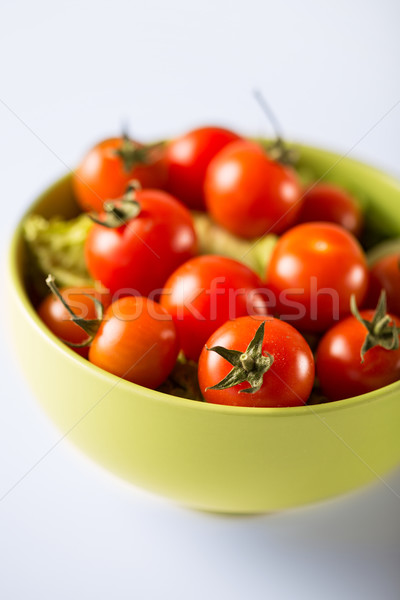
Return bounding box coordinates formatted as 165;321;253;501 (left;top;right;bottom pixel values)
73;137;167;213
165;126;241;210
160;255;268;361
89;296;179;389
198;316;315;407
316;309;400;401
366;253;400;316
267;222;369;332
38;287;111;357
297;183;363;237
85;189;197;296
204;140;302;238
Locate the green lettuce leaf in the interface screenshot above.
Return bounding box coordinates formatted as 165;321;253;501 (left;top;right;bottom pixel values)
192;212;277;278
23;213;94;295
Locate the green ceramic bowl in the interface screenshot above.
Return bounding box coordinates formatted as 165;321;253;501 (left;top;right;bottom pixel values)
8;143;400;514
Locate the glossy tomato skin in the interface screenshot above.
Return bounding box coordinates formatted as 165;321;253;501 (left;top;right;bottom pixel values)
38;287;111;358
366;253;400;316
316;310;400;401
199;315;315;407
267;222;369;333
73;138;167;213
85;189;197;297
297;183;363;238
160;255;268;361
89;296;179;389
204;140;302;238
165;126;241;210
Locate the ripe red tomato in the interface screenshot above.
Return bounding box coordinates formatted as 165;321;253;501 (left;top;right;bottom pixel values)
38;286;111;357
89;296;179;389
165;126;241;210
73;137;167;213
204;140;302;238
316;308;400;401
366;253;400;316
297;183;363;237
266;222;369;332
198;316;315;407
160;255;268;361
85;189;197;296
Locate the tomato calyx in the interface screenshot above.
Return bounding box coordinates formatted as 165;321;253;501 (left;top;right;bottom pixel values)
205;321;274;394
45;274;104;347
114;135;163;172
350;290;400;362
253;89;298;166
265;137;298;166
89;181;142;228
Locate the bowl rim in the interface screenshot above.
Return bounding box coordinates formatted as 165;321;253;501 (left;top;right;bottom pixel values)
8;143;400;418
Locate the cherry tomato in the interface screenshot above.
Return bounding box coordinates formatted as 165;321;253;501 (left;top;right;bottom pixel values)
38;286;111;357
73;137;167;213
316;309;400;401
89;296;179;389
198;316;315;407
160;255;268;361
165;126;241;210
267;222;369;332
204;140;302;238
85;189;197;296
366;253;400;316
297;183;363;237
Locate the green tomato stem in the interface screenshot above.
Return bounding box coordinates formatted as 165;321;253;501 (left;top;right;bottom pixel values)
350;290;399;362
206;321;274;394
45;274;103;348
89;180;142;229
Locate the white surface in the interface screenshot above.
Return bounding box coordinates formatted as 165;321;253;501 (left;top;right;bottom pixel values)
1;1;400;598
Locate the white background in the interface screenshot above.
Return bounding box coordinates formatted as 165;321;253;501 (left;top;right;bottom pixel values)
1;1;400;598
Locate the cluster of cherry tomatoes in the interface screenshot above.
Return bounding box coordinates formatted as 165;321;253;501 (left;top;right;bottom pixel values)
37;126;400;407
